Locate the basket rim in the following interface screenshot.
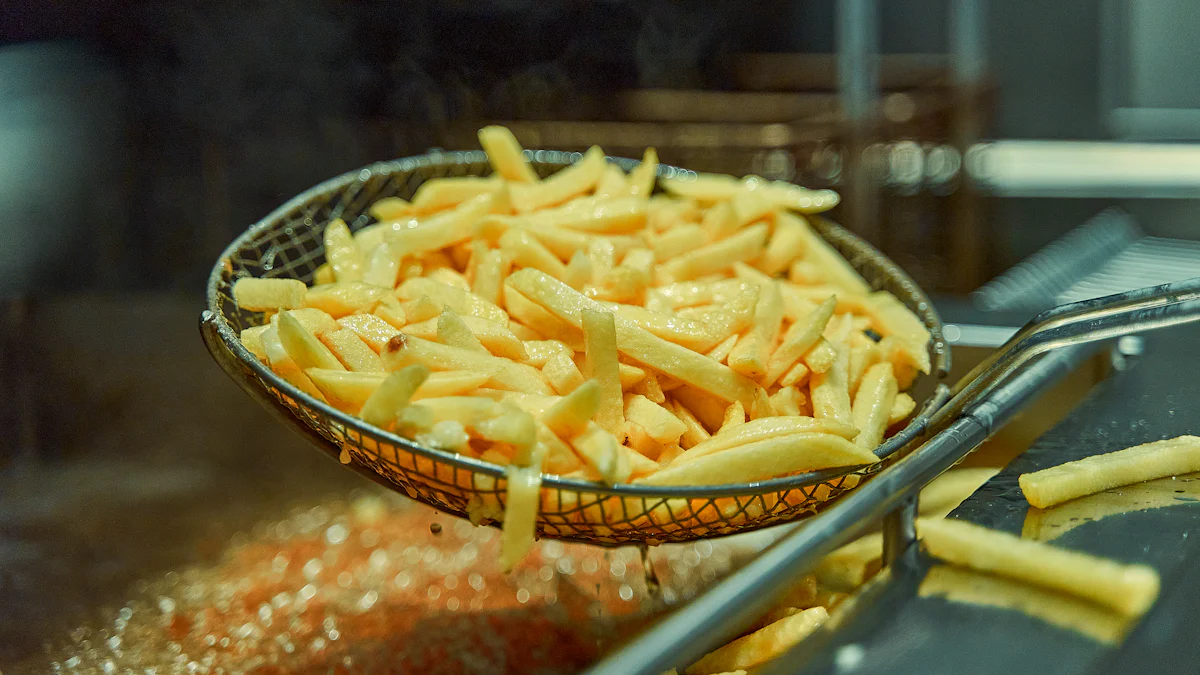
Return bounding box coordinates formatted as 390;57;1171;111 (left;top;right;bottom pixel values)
205;149;949;499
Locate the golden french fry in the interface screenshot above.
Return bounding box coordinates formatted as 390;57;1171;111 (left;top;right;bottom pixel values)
269;307;337;336
240;325;270;361
685;607;828;675
233;277;307;311
278;311;345;371
478;125;539;183
571;423;629;483
769;386;805;417
780;361;810;388
756;210;806;276
530;196;647;234
582;308;625;439
499;459;543;572
396;277;508;325
636;433;876;486
627;148;658;198
436;307;488;354
543;351;586;394
1019;435;1200;509
603;303;724;353
618;362;648;389
851;362;897;450
804;337;837;374
810;341;852;428
705;333;739;363
500;228;568;279
866;291;932;375
649;224;707;261
383;333;552;395
815;533;883;592
404;314;527;361
594;163;627;198
889;392;916;426
305;368;386;413
314;263;336;285
260;325;325;400
426;266;471;291
358;364;430;428
661;224;768;282
471;248;507;306
672;385;728;432
625;394;687;444
304;282;387;318
367;196;411;222
563;250;592;290
410;176;499;215
727;280;783;379
672;416;859;466
522;339;573;367
373;300;408;330
719;400;746;433
387;191;495;258
784;212;870;294
918;518;1160;617
631;370;665;403
541;379;601;439
765;297;836;387
324;218;364;282
319;327;384;372
669;399;711;449
504;283;585;350
511;145;606;213
362;242;401;289
337;313;401;353
659;172;742;202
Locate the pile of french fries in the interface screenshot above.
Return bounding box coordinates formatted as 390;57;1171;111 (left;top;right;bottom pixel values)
231;125;931;568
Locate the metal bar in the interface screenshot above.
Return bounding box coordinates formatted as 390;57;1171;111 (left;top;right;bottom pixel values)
881;496;919;565
837;0;881;244
967;141;1200;198
584;345;1093;675
949;0;986;87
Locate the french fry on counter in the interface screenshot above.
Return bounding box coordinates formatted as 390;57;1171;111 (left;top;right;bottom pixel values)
231;125;933;568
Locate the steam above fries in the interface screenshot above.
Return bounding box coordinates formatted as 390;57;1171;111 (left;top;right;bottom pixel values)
231;126;931;566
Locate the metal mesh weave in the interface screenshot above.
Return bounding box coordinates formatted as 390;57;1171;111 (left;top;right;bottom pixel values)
204;150;947;546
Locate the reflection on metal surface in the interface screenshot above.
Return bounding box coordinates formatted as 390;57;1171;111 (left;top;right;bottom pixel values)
919;565;1131;644
1022;472;1200;542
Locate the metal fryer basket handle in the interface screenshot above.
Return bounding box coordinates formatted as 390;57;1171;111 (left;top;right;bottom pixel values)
586;276;1200;675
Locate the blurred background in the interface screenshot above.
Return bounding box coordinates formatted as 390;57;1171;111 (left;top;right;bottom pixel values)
3;0;1200;669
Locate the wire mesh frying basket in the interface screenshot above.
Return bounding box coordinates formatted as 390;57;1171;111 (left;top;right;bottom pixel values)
201;150;950;546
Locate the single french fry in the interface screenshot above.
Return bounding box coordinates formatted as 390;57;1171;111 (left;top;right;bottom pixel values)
500;460;543;572
918;518;1160;617
411;370;496;400
260;325;325;400
889;392;916;426
594;163;627;198
765;297;836;387
471;248;507;307
278;311;345;371
685;607;829;675
383;333;553;395
631;370;666;403
358;364;430;429
324;218;364;282
306;368;386;413
851;362;897;450
730;187;774;228
314;263;336;285
543;351;586;394
269;307;337;336
521;339;573;367
479;125;539;183
783;212;870;295
866;291;932;375
504;284;585;350
757;209;806;276
780;361;810;388
563;250;592;291
571;423;629;483
368;196;411;222
403;314;527;361
362;242;401;289
719;400;746;433
436;308;488;354
387;191;494;258
582;308;625;439
1019;436;1200;509
649;224;707;261
626;147;658;198
618;362;648;389
541;379;601;439
727;280;784;380
240;325;270;361
661;223;769;282
373;301;408;330
500;228;568;279
233;277;307;311
656;278;751;309
530;196;647;234
700;200;738;242
625;394;687;444
305;282;387;319
508;270;760;409
426;266;471;292
410;176;499;215
602;303;724;353
637;433;876;486
337;313;401;353
706;333;739;363
511;145;606;213
672;385;728;432
804;337;837;374
669;399;711;450
319;327;385;372
673;415;859;465
396;277;508;325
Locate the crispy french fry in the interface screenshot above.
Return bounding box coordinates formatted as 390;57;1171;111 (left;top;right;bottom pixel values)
541;379;601;439
672;385;728;432
358;364;430;428
410;176;499;215
269;307;337;336
337;313;401;353
500;459;543;572
471;248;507;306
479;125;539;183
319;327;384;372
627;148;658;197
543;351;586;394
233;277;307;311
815;533;883;592
362;242;401;289
594;163;627;198
810;341;853;428
765;297;836;387
637;433;875;486
672;416;859;465
387;191;495;258
625;394;687;444
669;398;711;449
686;607;828;675
427;266;471;292
530;196;647;234
368;196;411;222
436;308;488;354
769;386;805;417
324;218;364;282
889;392;916;426
512;145;606;213
278;311;345;371
306;368;386;413
500;228;568;279
261;325;325;400
650;223;707;261
918;518;1160;617
851;362;897;450
784;212;870;295
305;282;387;319
383;333;552;395
756;209;806;276
603;303;724;352
631;370;666;403
866;291;932;375
661;224;769;282
727;280;783;379
804;338;836;374
618;362;648;389
706;333;739;363
240;325;270;361
522;339;573;367
780;361;810;388
403;314;527;361
719;400;746;433
314;263;336;285
563;250;592;290
1019;436;1200;509
572;423;629;483
582;308;625;439
397;278;508;325
373;301;407;330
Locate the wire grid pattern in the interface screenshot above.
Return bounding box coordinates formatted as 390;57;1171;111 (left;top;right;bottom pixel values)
205;151;946;546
